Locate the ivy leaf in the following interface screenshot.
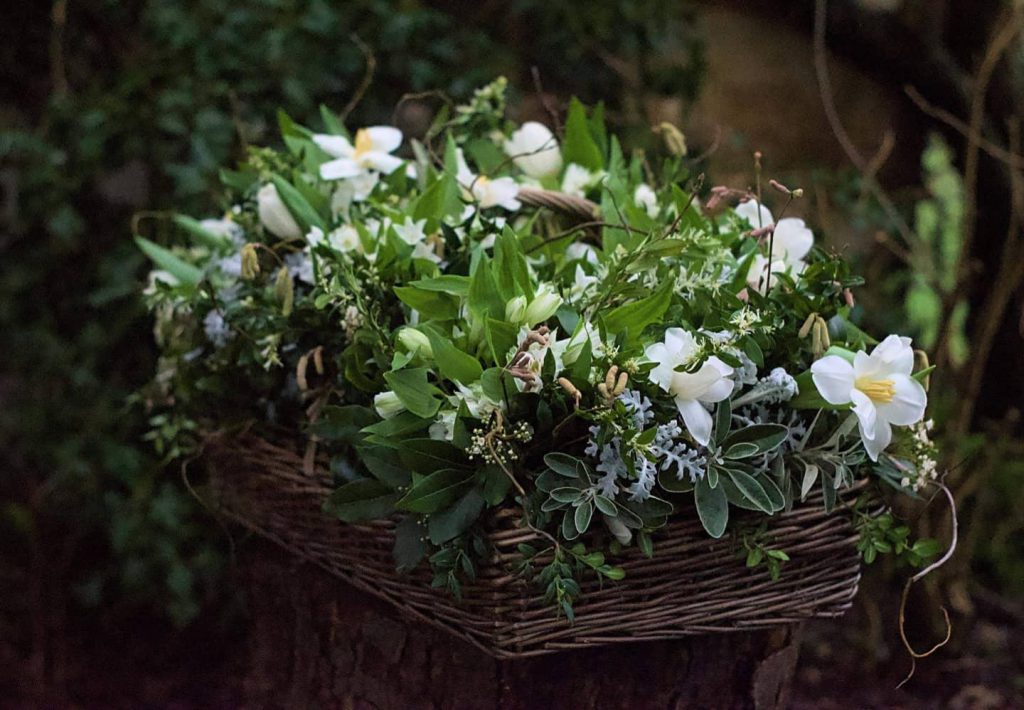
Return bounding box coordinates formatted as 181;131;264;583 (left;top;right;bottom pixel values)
383;368;443;419
695;475;729;538
323;479;398;522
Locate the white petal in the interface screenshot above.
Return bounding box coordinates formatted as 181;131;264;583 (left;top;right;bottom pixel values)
811;356;855;405
773;218;813;261
664;328;698;359
312;134;354;158
876;374;927;426
850;389;878;437
671;363;724;402
486;178;521;211
320;158;361;180
853;390;891;462
365;126;403;153
363;152;404;175
870;334;915;376
676;397;714;447
735;199;773;228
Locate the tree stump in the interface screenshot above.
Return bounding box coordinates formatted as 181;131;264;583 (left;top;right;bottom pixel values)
242;545;804;709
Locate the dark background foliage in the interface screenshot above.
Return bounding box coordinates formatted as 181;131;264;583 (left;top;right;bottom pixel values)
2;0;1022;705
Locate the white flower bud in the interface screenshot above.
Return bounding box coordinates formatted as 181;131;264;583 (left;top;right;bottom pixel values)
373;391;406;420
524;286;562;326
504;122;563;178
397;328;433;358
505;295;528;324
257;183;302;240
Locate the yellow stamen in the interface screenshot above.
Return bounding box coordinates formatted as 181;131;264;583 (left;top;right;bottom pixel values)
856;377;895;403
353;128;372;157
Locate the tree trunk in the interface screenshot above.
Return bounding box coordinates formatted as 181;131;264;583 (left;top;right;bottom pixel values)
242;545;803;710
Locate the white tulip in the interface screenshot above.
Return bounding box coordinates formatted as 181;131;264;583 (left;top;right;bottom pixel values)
810;335;927;461
313;126;404;180
736;199;814;293
504;121;563;178
645;328;735;446
373;391;407;419
257;183;302;240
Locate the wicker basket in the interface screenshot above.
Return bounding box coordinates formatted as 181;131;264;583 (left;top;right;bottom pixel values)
205;433;867;659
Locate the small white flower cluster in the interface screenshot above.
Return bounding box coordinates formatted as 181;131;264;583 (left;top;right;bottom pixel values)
466;419;533;466
903;419;939;491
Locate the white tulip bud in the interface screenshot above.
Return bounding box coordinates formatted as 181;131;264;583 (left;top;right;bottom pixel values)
524;286;562;326
504;122;563;178
505;296;528;324
397;328;434;358
257;183;302;240
373;391;406;420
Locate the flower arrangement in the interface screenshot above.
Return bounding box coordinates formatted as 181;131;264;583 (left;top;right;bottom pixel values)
140;79;937;612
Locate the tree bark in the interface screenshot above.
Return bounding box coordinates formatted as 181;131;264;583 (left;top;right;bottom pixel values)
242;545;803;710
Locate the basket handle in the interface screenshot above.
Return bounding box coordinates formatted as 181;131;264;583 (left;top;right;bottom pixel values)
517;187;600;220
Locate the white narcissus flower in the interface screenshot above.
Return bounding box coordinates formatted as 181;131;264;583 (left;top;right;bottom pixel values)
456;149;521;211
257;183;303;240
645;328;735;447
313;126;404;180
810;335;927;461
504;121;563;178
393;217;441;264
735;199;814;293
634;184;659;218
567;264;599;304
561;163;602;197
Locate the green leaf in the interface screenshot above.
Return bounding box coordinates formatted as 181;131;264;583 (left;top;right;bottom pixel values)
723;442;760;460
428;489;486;544
562;97;603;171
713;397;733;446
319;104;345;135
359;446;412;489
134;237;202;285
550;487;583;503
493;226;535;301
721;424;788;455
544;452;585;479
172;214;232;249
481;465;512;505
393;286;460;320
468;256;505;321
574;500;594;534
561;509;581;540
695;475;729;538
413;172;461;222
408;275;470;296
396;438;467;474
602;278;672;346
396;468;474;514
726;469;774;514
323;479;398;522
270;174;325;232
594;495;617;516
383;368;443;419
308;405;376;444
425;328;483;384
658;469;695;493
393;516;428;572
361;412;432;440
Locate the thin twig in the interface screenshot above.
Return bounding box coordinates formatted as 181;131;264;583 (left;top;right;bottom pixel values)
531;66;563;136
813;0;918;250
896;481;957;688
341;34;376;122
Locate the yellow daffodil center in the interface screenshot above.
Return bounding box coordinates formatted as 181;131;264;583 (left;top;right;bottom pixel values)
353;128;373;158
856;377;895;403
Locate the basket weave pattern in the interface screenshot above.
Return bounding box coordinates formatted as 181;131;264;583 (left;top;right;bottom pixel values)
207;434;865;659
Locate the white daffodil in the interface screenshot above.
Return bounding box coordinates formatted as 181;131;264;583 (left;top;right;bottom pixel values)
645;328;735;446
634;184;659;218
456;149;521;211
504;121;563;178
735;199;814;293
257;183;302;240
313;126;404;180
810;335;927;461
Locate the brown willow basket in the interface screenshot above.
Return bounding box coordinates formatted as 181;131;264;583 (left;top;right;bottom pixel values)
205;433;868;659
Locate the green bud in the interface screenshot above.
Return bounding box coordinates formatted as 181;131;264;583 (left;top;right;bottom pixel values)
397;328;433;358
504;295;528;324
240;244;260;280
274;266;294;316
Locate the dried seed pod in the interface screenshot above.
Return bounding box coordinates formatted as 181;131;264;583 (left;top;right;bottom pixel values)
799;312;818;339
274;266;294;316
240;243;260;280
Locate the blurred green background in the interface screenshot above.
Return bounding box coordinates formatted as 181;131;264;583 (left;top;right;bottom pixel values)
2;0;1022;705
